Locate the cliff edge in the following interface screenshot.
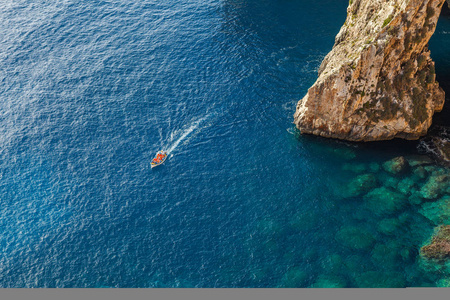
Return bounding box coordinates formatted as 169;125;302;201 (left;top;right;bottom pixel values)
294;0;447;141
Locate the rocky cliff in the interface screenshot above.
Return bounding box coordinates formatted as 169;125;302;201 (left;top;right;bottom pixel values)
294;0;447;141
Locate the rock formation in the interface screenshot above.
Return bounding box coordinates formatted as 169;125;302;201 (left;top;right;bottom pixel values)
421;225;450;260
294;0;447;141
433;136;450;162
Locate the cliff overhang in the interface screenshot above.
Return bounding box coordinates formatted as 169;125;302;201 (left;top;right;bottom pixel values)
294;0;447;141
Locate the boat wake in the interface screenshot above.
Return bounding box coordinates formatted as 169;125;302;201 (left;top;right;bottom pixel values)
166;115;211;155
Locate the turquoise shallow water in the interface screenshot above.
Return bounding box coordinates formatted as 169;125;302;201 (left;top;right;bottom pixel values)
0;0;450;287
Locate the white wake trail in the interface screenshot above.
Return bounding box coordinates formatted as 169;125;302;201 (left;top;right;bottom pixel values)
166;115;210;154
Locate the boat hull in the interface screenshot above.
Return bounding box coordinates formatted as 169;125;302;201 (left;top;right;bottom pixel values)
151;151;168;168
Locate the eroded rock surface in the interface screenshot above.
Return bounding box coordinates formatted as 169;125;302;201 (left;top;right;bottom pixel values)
294;0;446;141
421;225;450;260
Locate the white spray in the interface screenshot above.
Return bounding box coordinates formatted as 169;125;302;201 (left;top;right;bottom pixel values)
166;115;210;155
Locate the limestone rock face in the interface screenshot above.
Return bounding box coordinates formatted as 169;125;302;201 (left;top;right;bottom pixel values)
432;136;450;163
421;225;450;260
294;0;446;141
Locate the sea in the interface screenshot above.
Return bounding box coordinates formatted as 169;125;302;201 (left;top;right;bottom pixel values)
1;0;450;288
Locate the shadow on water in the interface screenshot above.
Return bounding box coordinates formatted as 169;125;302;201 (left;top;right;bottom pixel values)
217;0;349;91
416;3;450;162
430;3;450;128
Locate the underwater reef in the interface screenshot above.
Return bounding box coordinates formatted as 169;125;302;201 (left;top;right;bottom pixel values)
250;143;450;287
339;154;450;285
421;225;450;260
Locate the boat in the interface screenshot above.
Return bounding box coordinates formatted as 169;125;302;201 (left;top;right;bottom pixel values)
151;150;168;168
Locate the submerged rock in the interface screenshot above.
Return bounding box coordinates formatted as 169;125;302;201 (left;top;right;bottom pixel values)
382;156;409;175
408;191;424;206
369;162;381;173
400;248;412;262
413;166;429;180
406;155;434;167
331;147;357;160
289;212;320;232
354;271;406;288
342;163;367;173
418;196;450;225
320;254;343;273
420;174;450;200
343;173;379;198
378;173;400;189
335;226;375;250
371;243;401;266
397;177;417;195
378;218;402;235
364;186;408;215
421;225;450;260
424;165;447;176
278;267;308;288
432;136;450;164
341;255;368;275
309;275;347;288
436;278;450;287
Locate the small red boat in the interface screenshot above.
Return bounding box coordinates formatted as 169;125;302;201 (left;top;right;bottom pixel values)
151;150;168;168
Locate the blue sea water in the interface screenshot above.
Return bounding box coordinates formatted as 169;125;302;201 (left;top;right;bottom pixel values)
1;0;450;288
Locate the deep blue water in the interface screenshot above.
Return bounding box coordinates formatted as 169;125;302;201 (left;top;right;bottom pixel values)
1;0;450;288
